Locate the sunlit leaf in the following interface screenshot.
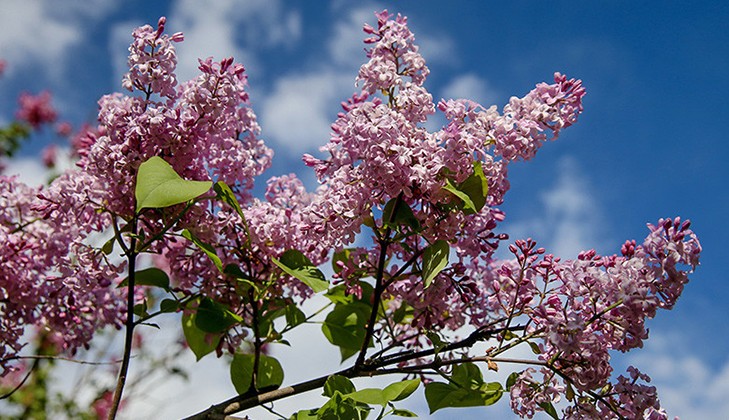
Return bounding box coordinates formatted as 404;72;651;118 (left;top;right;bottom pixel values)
135;156;211;212
273;249;329;293
323;375;356;397
182;229;223;272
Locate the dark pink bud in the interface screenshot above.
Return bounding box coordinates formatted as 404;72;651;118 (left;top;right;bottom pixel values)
156;17;167;37
681;220;691;231
362;23;376;34
220;57;234;73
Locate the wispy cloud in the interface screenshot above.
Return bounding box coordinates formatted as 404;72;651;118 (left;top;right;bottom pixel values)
256;5;380;157
259;71;353;156
439;73;499;106
504;156;608;258
0;0;116;80
621;332;729;418
258;3;462;159
168;0;301;82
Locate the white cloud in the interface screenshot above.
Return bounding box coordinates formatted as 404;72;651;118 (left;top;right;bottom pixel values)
3;148;74;187
328;7;376;69
259;4;460;158
257;5;372;156
0;0;116;80
3;157;49;187
440;73;498;105
416;32;457;66
622;332;729;418
168;0;301;82
0;3;78;77
505;156;606;259
108;20;141;91
259;71;353;155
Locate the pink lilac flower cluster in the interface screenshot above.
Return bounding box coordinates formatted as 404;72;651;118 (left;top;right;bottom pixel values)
122;17;183;100
0;177;126;375
487;218;699;418
15;91;58;129
559;367;670;419
301;11;586;347
1;16;274;372
303;10;584;265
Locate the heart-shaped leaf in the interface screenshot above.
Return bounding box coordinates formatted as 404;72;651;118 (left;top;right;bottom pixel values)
135;156;211;212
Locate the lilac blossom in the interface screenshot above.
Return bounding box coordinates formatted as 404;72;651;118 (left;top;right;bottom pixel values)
15;91;57;129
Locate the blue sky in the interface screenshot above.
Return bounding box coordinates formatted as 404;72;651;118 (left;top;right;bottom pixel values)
1;1;728;418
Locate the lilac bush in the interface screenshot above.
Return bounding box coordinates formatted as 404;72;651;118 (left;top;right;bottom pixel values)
0;11;700;420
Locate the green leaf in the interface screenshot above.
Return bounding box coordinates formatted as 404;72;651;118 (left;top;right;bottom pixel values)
118;267;170;291
324;283;374;305
451;362;483;385
383;197;420;231
424;363;503;413
317;392;371;420
321;302;372;362
346;379;420;406
442;179;475;212
133;302;148;317
323;375;356;397
566;382;575;401
230;353;284;395
425;331;448;356
160;299;179;313
285;305;307;328
213;180;245;218
195;297;242;333
505;372;519;391
392;302;412;324
528;341;542;355
135;156;211;212
441;161;489;215
539;402;560;420
223;263;248;279
256;354;284;391
181;229;223;272
345;388;386;406
273;249;329;293
457;161;488;214
101;237;115;255
422;240;449;288
391;408;418;417
182;308;221;361
291;409;319;420
230;353;254;394
424;381;503;413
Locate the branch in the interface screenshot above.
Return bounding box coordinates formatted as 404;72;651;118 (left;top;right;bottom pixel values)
1;354;123;366
354;192;403;368
183;323;528;419
108;216;139;420
182;368;352;420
